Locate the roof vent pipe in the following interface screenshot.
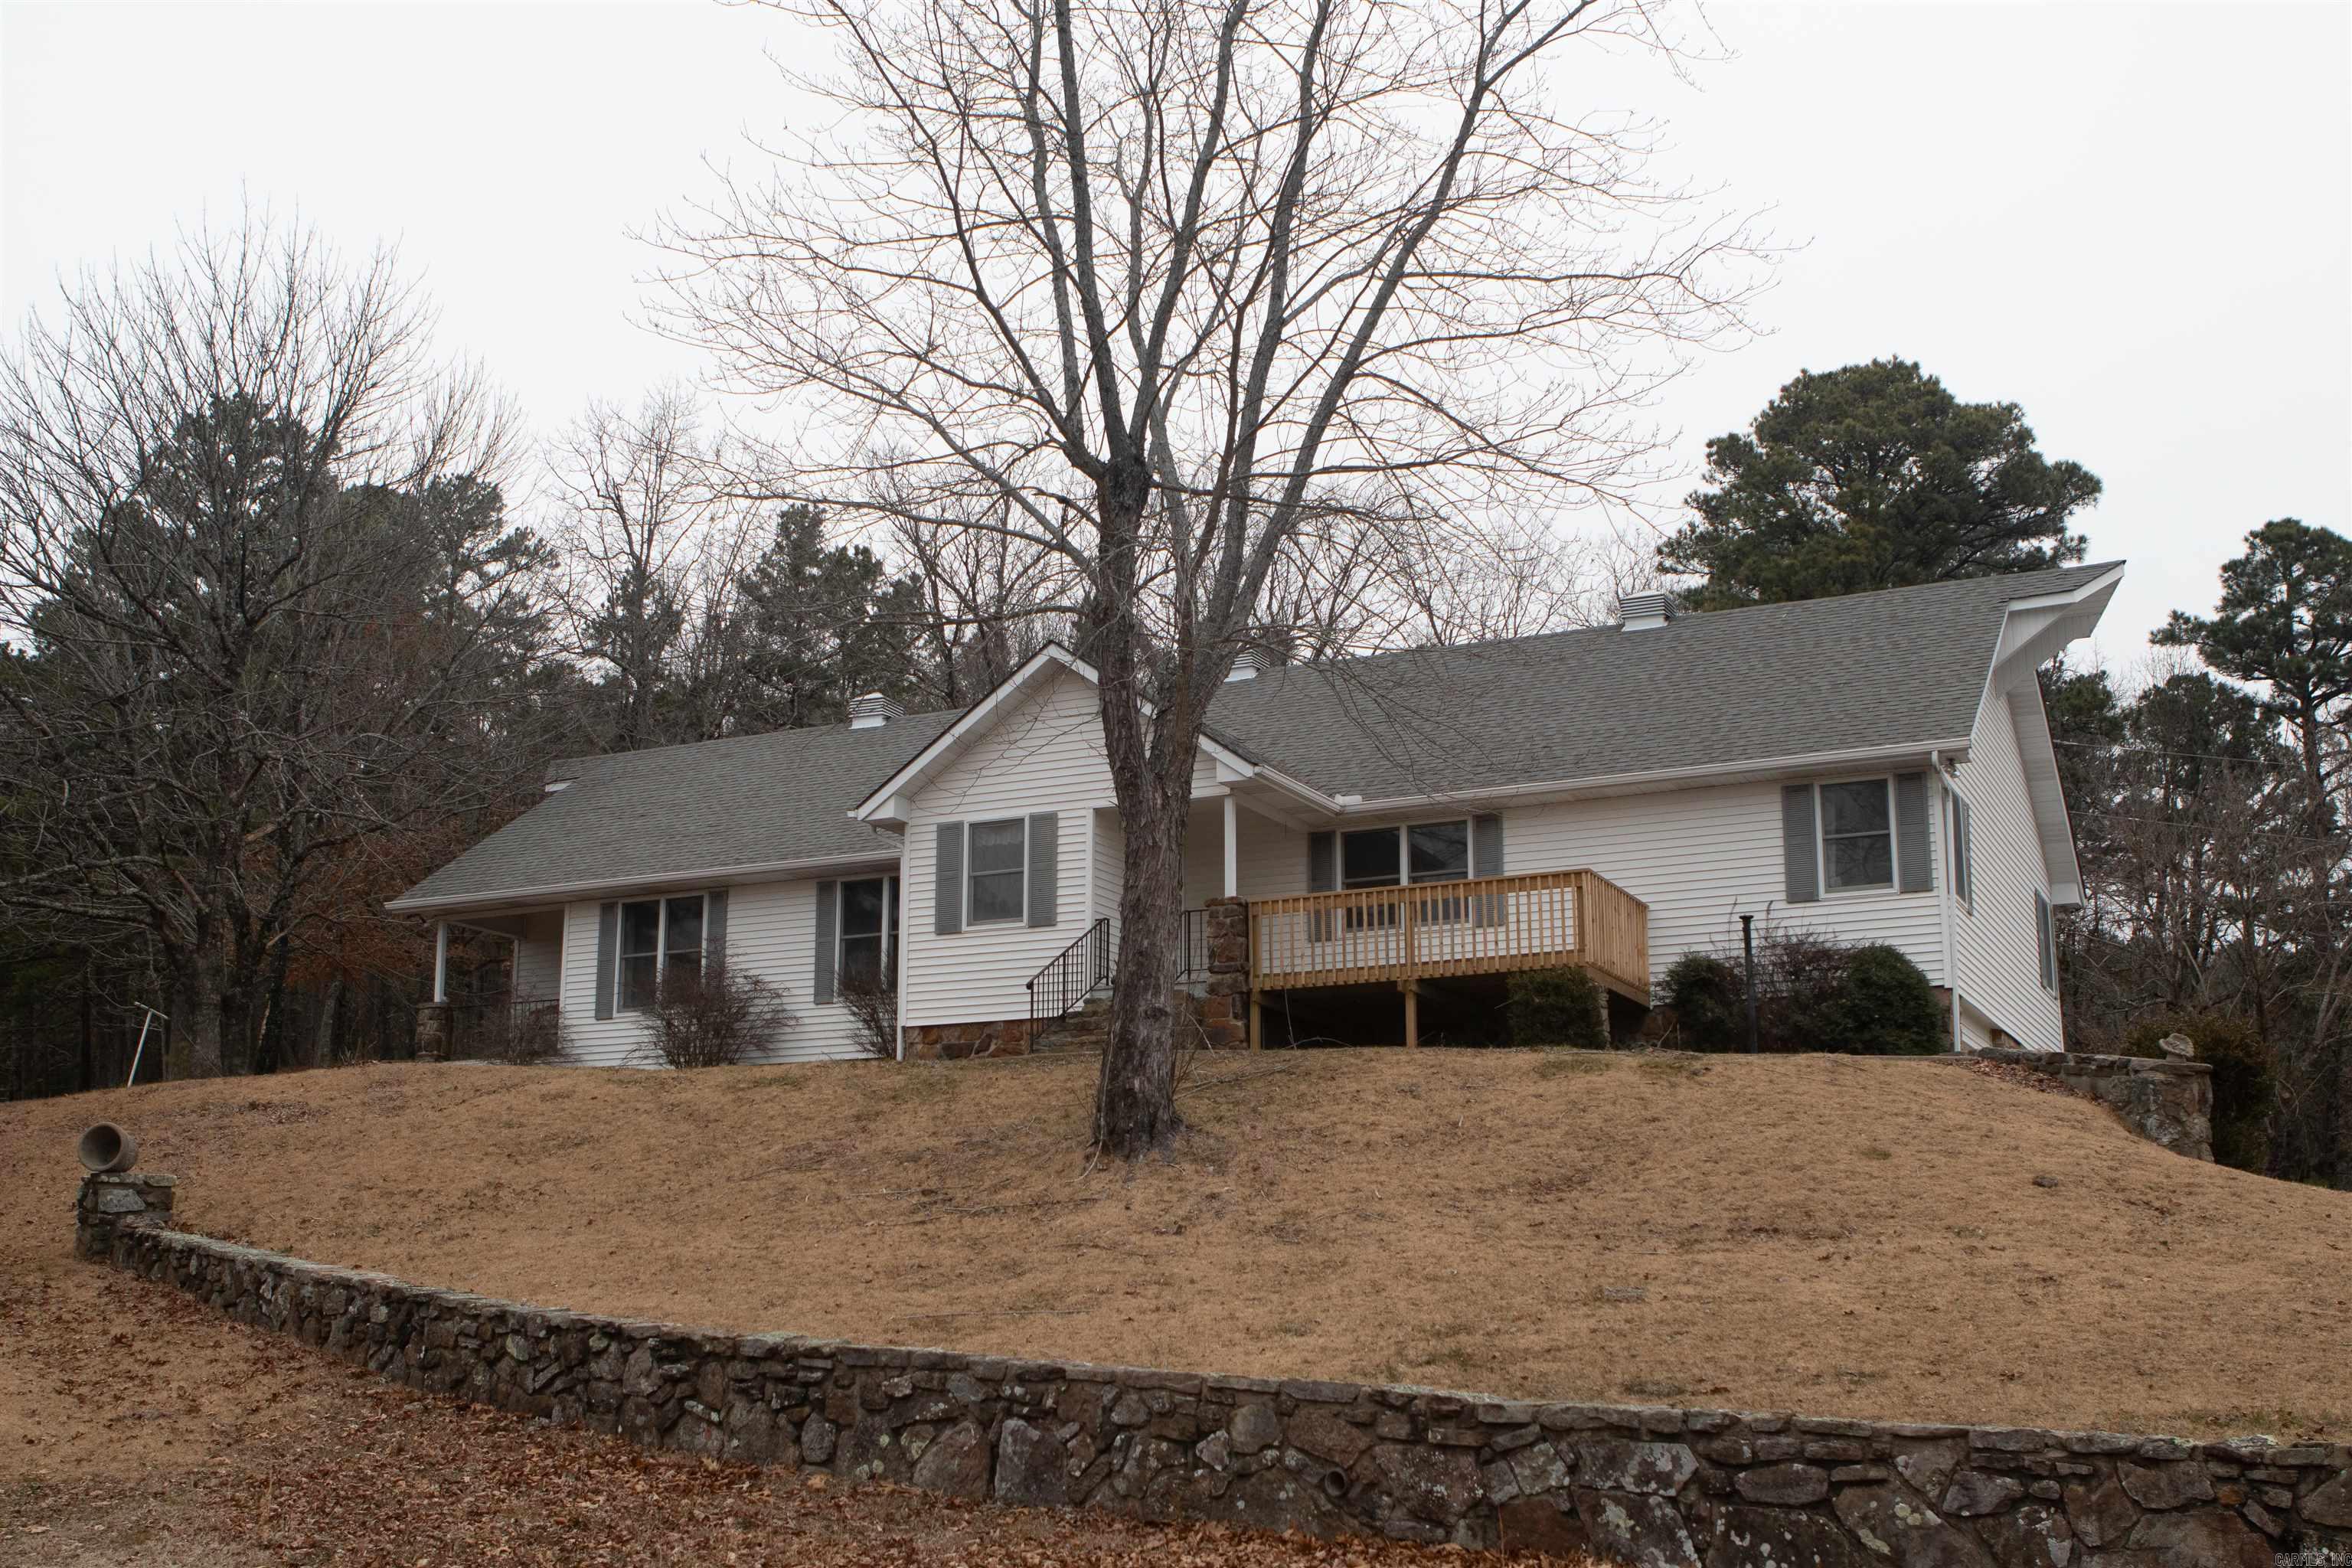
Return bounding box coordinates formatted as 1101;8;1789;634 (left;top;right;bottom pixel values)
848;692;904;730
1617;591;1674;632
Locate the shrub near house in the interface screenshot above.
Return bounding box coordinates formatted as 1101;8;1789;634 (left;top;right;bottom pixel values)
1663;936;1944;1055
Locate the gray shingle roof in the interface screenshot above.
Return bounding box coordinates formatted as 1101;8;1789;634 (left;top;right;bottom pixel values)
1200;564;2120;800
393;564;2115;910
389;710;957;910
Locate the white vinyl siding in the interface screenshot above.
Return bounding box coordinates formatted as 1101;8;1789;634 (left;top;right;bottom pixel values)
1946;687;2067;1051
511;912;564;1001
1092;808;1125;949
902;669;1102;1029
555;875;887;1068
1500;779;1945;987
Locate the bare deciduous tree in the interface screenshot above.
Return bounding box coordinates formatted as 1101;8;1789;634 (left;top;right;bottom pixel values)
0;217;528;1076
659;0;1756;1155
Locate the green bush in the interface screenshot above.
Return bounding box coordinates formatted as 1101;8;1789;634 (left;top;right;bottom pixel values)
1826;944;1945;1055
2118;1009;2273;1172
1506;965;1609;1050
1662;952;1745;1051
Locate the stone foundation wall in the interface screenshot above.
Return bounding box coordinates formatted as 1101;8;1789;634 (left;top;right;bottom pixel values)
1971;1047;2215;1161
75;1178;2350;1566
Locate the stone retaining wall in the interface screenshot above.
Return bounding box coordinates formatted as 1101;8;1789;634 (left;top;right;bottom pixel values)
75;1176;2350;1566
1970;1047;2215;1161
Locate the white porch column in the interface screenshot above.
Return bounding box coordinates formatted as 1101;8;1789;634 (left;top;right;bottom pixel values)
432;920;450;1004
1222;794;1240;899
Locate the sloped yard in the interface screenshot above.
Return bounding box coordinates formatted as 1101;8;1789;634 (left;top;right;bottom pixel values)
7;1047;2349;1468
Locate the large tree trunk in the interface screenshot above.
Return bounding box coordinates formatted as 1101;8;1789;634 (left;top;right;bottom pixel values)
1095;776;1194;1156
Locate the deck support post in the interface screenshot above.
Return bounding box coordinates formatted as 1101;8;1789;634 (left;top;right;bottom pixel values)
1248;990;1261;1051
1401;979;1419;1049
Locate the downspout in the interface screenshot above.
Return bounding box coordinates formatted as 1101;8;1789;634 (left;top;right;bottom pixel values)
1930;750;1960;1052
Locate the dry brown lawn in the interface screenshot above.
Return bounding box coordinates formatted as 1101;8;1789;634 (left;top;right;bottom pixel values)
6;1047;2349;1487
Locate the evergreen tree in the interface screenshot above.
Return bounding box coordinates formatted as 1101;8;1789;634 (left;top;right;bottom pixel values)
739;505;920;730
2154;518;2352;831
1660;358;2100;608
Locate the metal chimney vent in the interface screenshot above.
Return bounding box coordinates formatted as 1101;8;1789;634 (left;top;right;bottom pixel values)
1224;650;1262;682
1617;591;1674;632
848;692;905;729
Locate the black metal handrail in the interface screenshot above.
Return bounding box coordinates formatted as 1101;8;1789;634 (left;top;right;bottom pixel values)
1027;919;1114;1037
1179;907;1209;984
1026;910;1214;1040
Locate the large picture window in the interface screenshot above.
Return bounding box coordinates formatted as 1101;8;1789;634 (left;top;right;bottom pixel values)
1339;819;1472;928
618;893;706;1010
966;818;1027;923
1818;779;1895;893
839;876;900;989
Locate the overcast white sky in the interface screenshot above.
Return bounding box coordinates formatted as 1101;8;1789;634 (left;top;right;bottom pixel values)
3;1;2346;665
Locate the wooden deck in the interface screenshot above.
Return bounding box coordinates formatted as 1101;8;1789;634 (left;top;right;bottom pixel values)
1245;868;1649;1046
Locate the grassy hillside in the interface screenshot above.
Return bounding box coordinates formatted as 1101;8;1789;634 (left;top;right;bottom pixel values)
7;1048;2347;1441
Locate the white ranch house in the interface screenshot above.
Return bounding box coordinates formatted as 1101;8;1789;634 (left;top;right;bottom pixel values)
388;564;2123;1062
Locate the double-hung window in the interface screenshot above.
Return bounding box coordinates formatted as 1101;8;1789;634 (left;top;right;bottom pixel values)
965;819;1027;923
838;876;900;990
1818;779;1896;893
617;893;707;1010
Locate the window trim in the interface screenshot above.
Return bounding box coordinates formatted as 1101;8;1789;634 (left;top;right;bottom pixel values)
616;891;707;1012
964;818;1027;926
837;874;900;991
1814;776;1899;897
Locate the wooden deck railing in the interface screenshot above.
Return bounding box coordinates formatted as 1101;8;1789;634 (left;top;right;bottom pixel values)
1246;869;1650;1001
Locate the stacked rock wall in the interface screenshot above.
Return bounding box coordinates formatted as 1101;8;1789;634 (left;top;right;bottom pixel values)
1970;1047;2215;1161
76;1182;2350;1566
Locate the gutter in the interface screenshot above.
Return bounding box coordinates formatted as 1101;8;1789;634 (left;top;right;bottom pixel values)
1329;738;1978;818
384;848;906;917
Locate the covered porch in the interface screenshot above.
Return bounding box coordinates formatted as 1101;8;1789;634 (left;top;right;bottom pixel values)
420;907;564;1060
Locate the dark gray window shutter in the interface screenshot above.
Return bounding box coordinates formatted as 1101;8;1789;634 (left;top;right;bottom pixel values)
1894;773;1932;893
1306;831;1337;942
593;902;619;1020
934;822;964;936
813;880;837;1005
1782;785;1820;904
2037;890;2056;991
704;889;730;969
1026;812;1058;927
1471;814;1506;926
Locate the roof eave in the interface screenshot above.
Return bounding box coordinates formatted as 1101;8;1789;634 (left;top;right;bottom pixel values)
384;846;906;917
